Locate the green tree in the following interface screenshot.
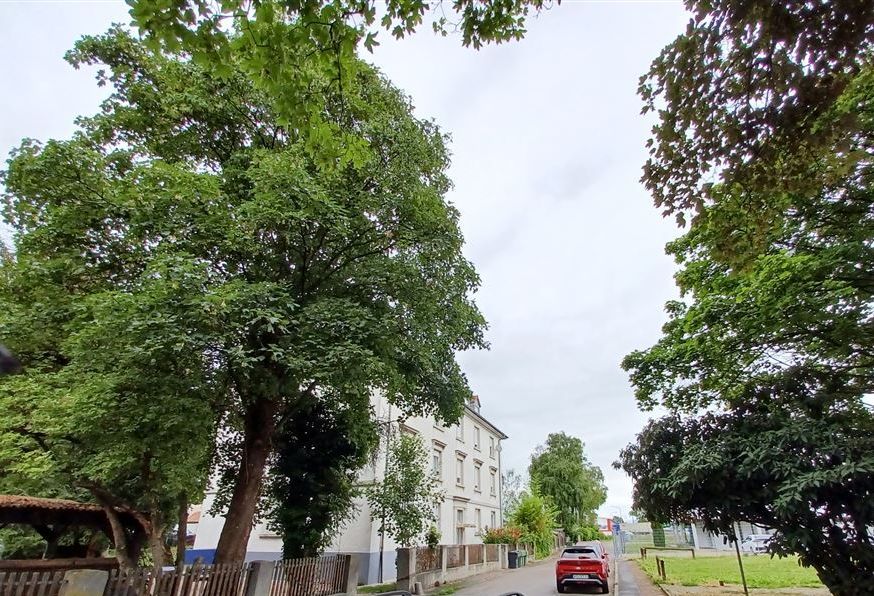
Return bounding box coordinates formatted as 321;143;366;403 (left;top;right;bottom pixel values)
528;432;606;542
1;27;485;564
266;394;378;558
0;256;216;568
619;398;874;593
509;482;558;558
367;431;443;548
621;4;874;593
641;0;874;226
127;0;557;164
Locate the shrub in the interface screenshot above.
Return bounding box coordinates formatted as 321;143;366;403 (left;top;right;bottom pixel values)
482;526;523;544
510;488;559;558
425;525;441;549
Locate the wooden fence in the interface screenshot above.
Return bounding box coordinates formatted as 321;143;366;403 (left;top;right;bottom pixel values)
0;571;65;596
268;555;348;596
104;563;253;596
484;544;499;563
444;546;463;569
0;556;349;596
467;545;483;566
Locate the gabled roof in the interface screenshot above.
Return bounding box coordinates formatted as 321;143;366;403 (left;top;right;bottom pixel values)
0;495;143;529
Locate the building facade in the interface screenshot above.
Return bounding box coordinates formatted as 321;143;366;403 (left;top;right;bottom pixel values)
189;393;507;585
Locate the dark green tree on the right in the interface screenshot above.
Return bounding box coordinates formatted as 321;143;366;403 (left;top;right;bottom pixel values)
619;1;874;593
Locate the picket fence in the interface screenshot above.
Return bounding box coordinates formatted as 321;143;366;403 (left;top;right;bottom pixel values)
0;556;349;596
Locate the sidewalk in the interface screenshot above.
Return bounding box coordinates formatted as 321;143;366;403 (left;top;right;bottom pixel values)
617;558;664;596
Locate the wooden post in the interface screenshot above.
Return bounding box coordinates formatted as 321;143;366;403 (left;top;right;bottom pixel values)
396;548;413;593
344;555;358;596
244;560;276;596
734;538;750;596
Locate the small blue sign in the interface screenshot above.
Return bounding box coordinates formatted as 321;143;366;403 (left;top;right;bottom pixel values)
613;523;621;534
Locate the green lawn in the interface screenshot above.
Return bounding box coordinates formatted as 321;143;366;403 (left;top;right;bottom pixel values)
637;556;823;588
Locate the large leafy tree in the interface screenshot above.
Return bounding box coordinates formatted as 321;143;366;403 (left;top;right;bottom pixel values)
0;252;217;568
528;432;606;542
619;394;874;591
621;4;874;589
1;27;485;564
642;0;874;226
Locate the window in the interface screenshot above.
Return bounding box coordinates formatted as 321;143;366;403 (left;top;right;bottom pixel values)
456;509;465;544
474;463;482;492
475;508;482;532
456;456;465;486
490;470;497;496
491;510;497;529
489;437;496;458
434;503;442;527
456;418;464;441
432;449;443;480
474;426;481;450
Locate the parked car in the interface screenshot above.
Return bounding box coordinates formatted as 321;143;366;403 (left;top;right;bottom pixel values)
740;534;772;554
555;545;610;594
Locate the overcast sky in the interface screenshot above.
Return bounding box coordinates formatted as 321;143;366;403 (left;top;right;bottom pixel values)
1;0;690;519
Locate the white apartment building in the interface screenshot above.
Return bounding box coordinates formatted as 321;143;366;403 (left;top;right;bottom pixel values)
189;393;508;585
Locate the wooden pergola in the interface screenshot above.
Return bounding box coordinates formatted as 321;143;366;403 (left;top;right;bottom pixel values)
0;495;147;564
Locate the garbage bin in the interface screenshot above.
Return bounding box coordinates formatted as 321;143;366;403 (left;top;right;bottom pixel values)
518;550;528;567
508;551;519;569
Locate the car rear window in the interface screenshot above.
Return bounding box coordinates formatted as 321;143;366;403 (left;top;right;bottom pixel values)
562;548;598;559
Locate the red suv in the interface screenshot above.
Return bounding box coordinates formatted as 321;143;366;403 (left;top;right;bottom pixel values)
555;545;610;593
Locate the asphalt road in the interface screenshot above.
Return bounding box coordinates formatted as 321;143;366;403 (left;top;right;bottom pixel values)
450;556;659;596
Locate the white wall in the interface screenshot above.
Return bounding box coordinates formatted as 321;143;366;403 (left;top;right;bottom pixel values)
191;392;508;580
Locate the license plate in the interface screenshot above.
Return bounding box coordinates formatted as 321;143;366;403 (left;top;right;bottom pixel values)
572;574;591;579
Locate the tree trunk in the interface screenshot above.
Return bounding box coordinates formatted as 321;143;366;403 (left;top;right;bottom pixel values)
98;501;137;569
807;548;874;596
176;493;188;568
148;517;165;570
213;397;278;564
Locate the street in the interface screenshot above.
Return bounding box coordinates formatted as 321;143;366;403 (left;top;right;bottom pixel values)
451;556;661;596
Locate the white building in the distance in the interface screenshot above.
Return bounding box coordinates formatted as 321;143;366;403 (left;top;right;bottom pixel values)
190;393;508;584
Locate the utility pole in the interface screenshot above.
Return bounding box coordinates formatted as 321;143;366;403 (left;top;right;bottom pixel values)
377;405;393;584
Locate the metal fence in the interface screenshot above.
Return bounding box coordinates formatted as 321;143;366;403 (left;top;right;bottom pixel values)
613;523;694;556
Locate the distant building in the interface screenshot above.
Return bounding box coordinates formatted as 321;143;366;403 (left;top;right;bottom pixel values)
596;517;614;536
690;521;772;550
189;393;508;584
